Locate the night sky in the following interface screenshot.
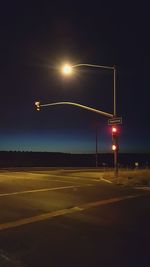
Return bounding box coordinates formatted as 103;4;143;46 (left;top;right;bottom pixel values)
0;1;150;153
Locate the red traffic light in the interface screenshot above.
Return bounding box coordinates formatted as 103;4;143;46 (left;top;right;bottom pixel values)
112;126;117;133
111;126;119;137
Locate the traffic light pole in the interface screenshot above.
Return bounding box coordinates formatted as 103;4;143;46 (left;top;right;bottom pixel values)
112;126;119;179
96;126;98;168
114;135;119;179
113;66;119;180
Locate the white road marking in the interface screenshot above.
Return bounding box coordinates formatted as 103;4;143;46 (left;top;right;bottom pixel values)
28;172;102;183
0;171;97;184
0;249;23;266
0;250;11;262
0;193;144;231
0;185;85;197
100;178;112;183
134;187;150;190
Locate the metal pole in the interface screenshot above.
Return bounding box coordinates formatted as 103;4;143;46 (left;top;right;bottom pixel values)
114;148;118;177
113;66;119;180
96;126;98;168
113;66;116;117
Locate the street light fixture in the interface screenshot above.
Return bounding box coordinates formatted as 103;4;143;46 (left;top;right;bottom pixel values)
62;64;73;75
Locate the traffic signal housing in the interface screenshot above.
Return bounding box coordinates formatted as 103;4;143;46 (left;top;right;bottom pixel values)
35;101;40;111
111;126;119;151
112;126;118;136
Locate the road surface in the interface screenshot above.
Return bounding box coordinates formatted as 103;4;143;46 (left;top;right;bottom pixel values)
0;168;149;267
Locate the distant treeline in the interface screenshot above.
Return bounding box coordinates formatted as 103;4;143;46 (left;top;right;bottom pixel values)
0;151;149;168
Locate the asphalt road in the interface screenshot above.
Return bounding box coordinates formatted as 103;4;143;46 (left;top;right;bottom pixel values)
0;168;149;267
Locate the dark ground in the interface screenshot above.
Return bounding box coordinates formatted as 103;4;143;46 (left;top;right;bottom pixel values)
0;169;149;267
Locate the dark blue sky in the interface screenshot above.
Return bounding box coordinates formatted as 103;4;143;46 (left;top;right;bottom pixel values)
0;1;150;153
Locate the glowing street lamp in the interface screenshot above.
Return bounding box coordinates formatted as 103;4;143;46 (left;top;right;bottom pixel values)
62;64;73;75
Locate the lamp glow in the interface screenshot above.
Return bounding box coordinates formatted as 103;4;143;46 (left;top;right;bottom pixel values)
62;64;73;75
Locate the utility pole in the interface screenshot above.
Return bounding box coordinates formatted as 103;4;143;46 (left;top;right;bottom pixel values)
96;126;98;168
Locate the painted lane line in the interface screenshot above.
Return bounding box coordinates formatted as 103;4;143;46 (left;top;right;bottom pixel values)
79;194;142;209
0;173;83;185
0;249;25;266
37;173;103;183
100;178;112;183
0;185;84;198
0;250;11;262
0;172;95;184
48;178;85;185
134;187;150;191
0;207;83;231
0;193;144;231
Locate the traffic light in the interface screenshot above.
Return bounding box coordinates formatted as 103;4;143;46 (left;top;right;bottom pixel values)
112;126;118;136
111;126;119;151
112;144;117;151
112;144;119;151
35;101;40;111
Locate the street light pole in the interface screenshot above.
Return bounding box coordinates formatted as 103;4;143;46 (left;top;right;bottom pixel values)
113;66;119;179
71;63;118;178
96;125;98;168
113;66;116;117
